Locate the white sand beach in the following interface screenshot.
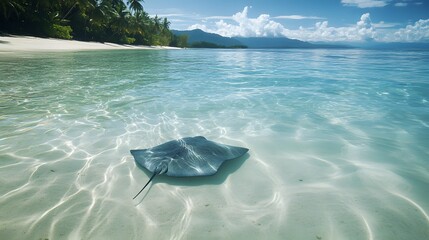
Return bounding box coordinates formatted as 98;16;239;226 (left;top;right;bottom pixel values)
0;35;178;52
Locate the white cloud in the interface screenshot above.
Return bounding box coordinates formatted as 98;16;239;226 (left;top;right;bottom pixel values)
394;2;408;7
394;0;425;7
205;16;233;20
154;13;187;18
273;15;324;20
187;6;429;43
373;21;400;28
230;6;286;37
188;23;210;32
394;0;424;6
341;0;390;8
393;19;429;42
283;13;376;42
189;6;286;37
188;7;375;41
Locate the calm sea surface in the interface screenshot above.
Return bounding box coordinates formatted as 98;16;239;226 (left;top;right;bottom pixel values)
1;49;428;239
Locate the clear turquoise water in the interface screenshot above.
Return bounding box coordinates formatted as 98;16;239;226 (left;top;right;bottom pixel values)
1;49;428;239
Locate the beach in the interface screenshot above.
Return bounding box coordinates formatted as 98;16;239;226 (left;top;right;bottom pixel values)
0;35;178;52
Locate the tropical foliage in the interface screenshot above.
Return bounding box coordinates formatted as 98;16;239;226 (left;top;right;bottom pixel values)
0;0;175;46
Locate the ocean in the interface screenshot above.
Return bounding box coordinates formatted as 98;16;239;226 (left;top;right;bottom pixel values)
1;48;428;239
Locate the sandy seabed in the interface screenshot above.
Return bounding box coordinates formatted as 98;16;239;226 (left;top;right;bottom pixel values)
0;44;428;240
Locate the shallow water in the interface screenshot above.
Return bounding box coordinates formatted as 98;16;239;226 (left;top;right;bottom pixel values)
1;49;428;239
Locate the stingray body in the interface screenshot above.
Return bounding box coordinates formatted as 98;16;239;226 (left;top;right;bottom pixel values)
130;136;248;199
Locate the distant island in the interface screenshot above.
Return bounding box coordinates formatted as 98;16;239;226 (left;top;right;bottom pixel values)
173;29;429;49
171;30;247;48
172;29;352;49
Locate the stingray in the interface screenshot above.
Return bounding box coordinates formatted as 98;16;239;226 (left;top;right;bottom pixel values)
130;136;249;199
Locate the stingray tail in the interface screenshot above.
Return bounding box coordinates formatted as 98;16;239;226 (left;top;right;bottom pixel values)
133;172;157;200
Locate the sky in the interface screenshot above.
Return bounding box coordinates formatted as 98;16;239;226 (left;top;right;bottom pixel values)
143;0;429;43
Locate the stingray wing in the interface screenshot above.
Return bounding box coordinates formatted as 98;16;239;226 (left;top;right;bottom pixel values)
130;139;183;172
130;136;248;177
165;136;248;177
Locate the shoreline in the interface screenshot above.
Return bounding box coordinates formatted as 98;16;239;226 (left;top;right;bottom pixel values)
0;35;180;52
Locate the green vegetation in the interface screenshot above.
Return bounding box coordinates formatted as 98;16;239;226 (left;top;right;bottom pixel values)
171;30;249;49
0;0;175;46
170;34;188;48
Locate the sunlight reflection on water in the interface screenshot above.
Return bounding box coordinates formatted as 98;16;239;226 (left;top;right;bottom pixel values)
0;49;429;239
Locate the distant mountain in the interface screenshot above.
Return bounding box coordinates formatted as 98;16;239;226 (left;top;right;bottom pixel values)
235;37;354;49
234;37;313;48
172;29;244;47
172;29;350;49
172;29;429;50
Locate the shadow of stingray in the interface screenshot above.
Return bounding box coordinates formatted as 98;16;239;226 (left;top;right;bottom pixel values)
134;152;250;190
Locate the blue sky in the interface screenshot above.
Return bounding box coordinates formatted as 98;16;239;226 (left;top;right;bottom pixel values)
143;0;429;42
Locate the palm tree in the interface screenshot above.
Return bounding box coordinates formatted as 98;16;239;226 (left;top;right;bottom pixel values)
153;15;160;33
162;17;170;32
0;0;170;45
109;1;134;43
0;0;24;20
131;10;152;44
127;0;143;14
61;0;95;20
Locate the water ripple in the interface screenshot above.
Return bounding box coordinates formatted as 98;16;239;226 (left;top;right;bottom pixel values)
1;49;428;239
